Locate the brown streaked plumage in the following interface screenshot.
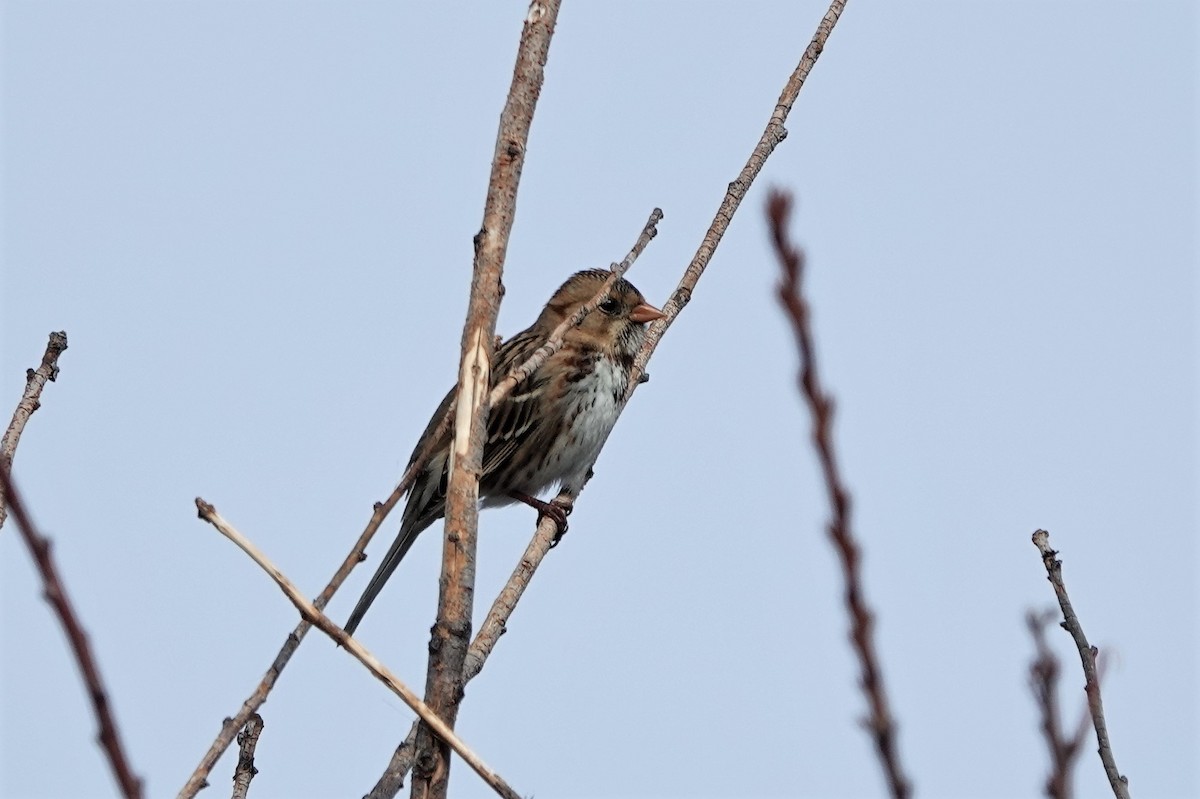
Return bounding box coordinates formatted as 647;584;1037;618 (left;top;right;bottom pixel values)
344;270;663;635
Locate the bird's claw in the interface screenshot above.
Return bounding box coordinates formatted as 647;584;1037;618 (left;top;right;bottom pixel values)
508;491;571;544
542;503;570;546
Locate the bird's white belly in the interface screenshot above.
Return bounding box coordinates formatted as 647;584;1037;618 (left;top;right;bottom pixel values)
509;356;625;500
557;357;624;468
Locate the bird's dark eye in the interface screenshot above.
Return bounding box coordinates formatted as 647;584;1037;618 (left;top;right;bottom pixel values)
598;297;621;315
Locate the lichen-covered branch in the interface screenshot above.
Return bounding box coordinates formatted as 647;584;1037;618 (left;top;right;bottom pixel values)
1;330;68;530
1032;530;1131;799
230;714;264;799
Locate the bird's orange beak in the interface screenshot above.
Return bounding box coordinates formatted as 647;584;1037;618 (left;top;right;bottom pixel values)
629;302;666;324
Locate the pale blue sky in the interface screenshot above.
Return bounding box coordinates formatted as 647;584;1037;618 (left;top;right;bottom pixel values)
2;2;1196;798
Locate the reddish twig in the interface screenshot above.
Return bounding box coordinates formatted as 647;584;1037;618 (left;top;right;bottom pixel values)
1;331;68;530
768;189;912;799
1;469;144;799
1028;610;1090;799
1032;530;1131;799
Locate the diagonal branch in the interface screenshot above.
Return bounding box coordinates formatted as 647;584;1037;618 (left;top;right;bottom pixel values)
1032;530;1131;799
413;2;561;797
201;0;847;793
229;714;264;799
1;330;68;530
178;412;452;797
488;207;663;407
195;499;522;799
768;189;912;799
625;0;849;399
365;208;661;797
182;167;652;799
1;469;144;799
366;4;851;790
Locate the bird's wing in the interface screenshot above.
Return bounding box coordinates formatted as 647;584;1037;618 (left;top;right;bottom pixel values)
401;326;548;513
481;327;550;480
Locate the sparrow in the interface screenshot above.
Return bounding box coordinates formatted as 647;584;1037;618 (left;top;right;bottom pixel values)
344;269;664;634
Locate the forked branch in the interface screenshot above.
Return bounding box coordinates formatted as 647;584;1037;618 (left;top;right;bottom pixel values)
367;0;851;790
195;499;522;799
1028;610;1090;799
1032;530;1131;799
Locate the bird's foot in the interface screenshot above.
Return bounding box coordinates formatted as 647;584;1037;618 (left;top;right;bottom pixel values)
508;491;571;544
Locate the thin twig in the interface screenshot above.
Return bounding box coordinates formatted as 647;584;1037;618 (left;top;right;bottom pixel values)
1;469;143;799
488;208;663;407
1;330;68;530
1028;610;1089;799
369;2;851;792
366;207;664;795
195;499;522;799
230;714;264;799
1032;530;1131;799
625;0;849;400
768;189;912;799
183;210;659;799
413;3;561;797
178;413;451;798
366;492;566;798
367;210;662;797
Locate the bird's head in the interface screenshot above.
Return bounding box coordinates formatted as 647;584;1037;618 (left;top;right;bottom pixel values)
538;269;665;357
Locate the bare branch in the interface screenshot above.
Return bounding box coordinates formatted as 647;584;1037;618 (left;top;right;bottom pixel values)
371;0;852;789
183;205;656;799
414;2;562;797
366;206;663;797
1028;610;1087;799
201;0;846;791
768;189;912;799
1032;530;1131;799
230;715;264;799
488;207;663;407
1;330;68;529
195;499;522;799
367;733;420;799
178;411;452;798
0;469;143;799
625;0;849;399
366;497;565;797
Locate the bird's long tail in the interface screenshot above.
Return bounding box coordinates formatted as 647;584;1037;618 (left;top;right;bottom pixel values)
344;515;431;635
